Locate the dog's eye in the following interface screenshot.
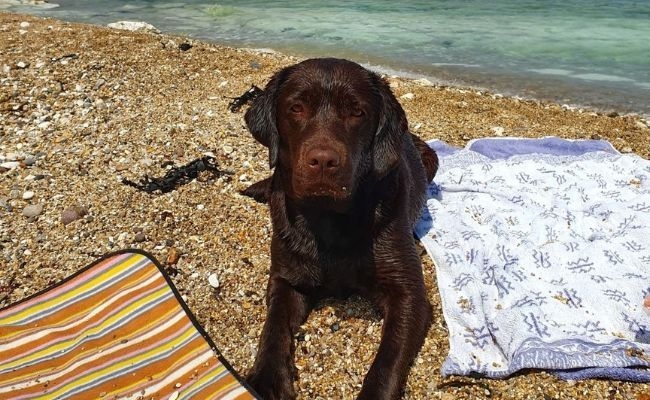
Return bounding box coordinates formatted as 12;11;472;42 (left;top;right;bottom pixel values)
351;108;365;118
290;104;304;114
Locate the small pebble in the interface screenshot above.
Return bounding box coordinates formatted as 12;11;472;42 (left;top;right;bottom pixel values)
399;92;415;100
166;248;181;265
19;21;30;28
179;43;192;51
16;61;29;69
208;273;220;288
22;204;43;218
23;156;36;166
22;191;34;200
0;161;21;170
0;199;13;212
620;146;633;154
491;126;505;136
61;205;88;225
134;232;146;242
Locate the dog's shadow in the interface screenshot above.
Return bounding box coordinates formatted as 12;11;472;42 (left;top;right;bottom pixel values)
295;296;382;342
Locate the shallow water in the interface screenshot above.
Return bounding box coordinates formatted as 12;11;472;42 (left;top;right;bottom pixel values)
10;0;650;116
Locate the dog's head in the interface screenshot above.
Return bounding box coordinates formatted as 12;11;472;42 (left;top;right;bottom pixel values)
245;58;408;207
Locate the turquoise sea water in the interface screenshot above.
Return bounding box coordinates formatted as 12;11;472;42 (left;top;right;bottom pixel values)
8;0;650;116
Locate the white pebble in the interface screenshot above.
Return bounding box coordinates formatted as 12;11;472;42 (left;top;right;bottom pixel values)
22;191;34;200
208;273;220;288
491;126;505;136
19;21;30;28
399;92;415;100
22;204;43;218
1;161;20;170
413;78;434;87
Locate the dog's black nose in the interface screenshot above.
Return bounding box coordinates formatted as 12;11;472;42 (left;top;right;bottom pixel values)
306;148;340;171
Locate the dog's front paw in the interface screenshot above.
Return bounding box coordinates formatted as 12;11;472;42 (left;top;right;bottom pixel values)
246;365;296;400
240;177;271;203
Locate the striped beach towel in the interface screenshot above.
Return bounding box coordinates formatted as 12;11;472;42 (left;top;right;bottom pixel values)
0;250;258;399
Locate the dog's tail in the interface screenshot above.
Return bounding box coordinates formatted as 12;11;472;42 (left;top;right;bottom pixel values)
411;134;439;182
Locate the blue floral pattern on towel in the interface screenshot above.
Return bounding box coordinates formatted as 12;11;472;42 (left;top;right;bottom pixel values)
416;137;650;381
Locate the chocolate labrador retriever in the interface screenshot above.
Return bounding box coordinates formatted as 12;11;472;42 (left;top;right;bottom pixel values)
241;58;438;400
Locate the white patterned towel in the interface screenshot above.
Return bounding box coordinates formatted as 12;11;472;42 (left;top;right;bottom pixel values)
416;137;650;381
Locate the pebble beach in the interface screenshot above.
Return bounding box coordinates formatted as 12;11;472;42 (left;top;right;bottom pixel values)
1;12;649;400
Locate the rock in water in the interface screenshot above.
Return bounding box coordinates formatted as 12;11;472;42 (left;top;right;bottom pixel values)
106;21;160;34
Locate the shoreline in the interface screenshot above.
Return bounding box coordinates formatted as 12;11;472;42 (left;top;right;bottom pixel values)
1;12;649;399
4;2;650;119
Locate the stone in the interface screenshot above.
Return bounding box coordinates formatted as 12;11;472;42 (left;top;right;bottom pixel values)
22;204;43;218
491;126;505;136
413;78;434;87
23;155;36;166
399;92;415;100
166;247;181;265
22;191;34;200
61;205;88;225
16;61;29;69
0;161;21;171
106;21;160;34
94;78;106;90
0;199;12;212
208;273;220;288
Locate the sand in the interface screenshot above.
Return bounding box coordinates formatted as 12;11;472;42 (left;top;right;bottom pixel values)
1;12;649;400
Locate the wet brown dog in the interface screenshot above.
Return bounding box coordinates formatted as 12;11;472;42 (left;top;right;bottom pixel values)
241;58;438;400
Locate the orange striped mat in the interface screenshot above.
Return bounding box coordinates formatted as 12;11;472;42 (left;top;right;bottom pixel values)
0;250;258;400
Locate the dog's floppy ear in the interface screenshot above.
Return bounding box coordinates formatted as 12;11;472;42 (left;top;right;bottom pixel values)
244;67;293;169
371;74;408;177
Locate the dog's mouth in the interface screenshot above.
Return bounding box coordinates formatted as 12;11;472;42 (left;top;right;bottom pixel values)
290;180;354;210
304;184;350;199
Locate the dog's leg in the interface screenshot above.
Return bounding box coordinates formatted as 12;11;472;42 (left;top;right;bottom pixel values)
240;176;272;203
247;276;311;400
358;242;432;400
411;133;438;183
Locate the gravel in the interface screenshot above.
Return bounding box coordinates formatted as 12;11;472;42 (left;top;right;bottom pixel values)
1;12;648;400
